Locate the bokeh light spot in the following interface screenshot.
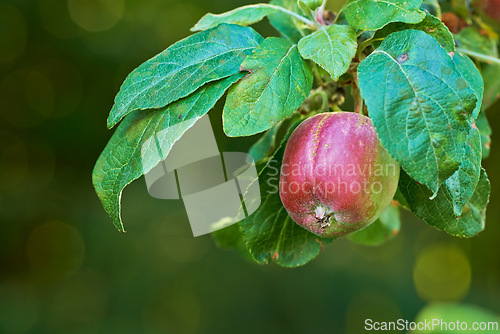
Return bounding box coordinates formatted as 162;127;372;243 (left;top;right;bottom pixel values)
39;0;77;39
413;243;471;302
67;0;124;32
345;291;402;334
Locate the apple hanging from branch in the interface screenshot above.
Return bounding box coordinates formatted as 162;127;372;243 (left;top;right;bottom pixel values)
279;112;400;238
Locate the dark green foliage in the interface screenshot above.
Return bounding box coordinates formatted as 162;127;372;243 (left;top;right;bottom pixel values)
94;0;497;267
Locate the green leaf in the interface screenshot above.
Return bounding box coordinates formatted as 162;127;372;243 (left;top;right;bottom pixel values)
247;123;281;163
453;51;483;119
475;110;492;159
223;37;313;137
421;0;441;17
481;64;500;111
341;0;425;31
298;24;357;80
348;205;400;246
373;12;455;52
444;128;482;216
212;223;244;249
393;187;410;210
269;0;311;43
93;74;243;232
239;120;332;267
211;223;253;260
358;29;477;194
399;167;490;238
414;303;500;334
107;24;263;128
298;0;323;11
191;4;278;31
455;27;499;57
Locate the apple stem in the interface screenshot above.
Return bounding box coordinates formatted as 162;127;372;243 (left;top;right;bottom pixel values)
312;63;326;85
353;91;364;114
332;8;343;25
352;71;365;115
356;38;385;60
315;0;327;25
310;90;329;113
319;0;327;15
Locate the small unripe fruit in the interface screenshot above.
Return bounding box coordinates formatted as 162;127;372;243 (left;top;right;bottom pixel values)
279;112;400;238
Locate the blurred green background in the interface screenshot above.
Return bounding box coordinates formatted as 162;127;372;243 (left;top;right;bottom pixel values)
0;0;499;333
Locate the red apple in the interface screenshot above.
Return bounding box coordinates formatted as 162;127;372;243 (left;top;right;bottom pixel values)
279;112;400;238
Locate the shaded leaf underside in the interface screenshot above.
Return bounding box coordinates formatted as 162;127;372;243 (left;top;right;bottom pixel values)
93;74;243;231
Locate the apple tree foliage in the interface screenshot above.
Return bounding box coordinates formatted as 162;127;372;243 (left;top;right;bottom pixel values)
93;0;500;267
